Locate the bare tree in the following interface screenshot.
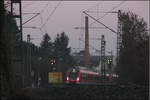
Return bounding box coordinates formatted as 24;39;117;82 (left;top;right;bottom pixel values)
117;11;149;85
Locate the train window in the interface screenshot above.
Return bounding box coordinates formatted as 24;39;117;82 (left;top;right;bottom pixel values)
81;73;87;80
68;71;78;80
88;74;92;80
91;75;93;80
89;75;91;80
92;75;94;80
96;76;98;80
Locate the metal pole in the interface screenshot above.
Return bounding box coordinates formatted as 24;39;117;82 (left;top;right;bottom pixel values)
101;35;106;82
11;0;24;88
111;51;113;74
27;34;32;86
19;0;24;88
117;10;121;68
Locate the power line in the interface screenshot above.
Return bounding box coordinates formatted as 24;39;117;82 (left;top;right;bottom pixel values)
83;11;117;34
39;1;51;33
40;14;47;34
22;13;40;25
86;1;104;12
22;1;37;9
22;1;51;39
39;1;51;14
25;1;51;35
90;1;126;26
41;0;62;29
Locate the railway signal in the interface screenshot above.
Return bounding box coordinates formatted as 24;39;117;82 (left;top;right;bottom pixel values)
106;58;112;65
50;59;56;65
50;59;56;71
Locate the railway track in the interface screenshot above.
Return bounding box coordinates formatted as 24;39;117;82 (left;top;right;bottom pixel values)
22;83;148;100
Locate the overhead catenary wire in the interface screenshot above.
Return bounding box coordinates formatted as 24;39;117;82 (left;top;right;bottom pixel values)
86;0;104;12
89;1;126;26
39;1;51;34
41;0;62;29
39;1;51;14
83;11;117;34
22;1;51;43
40;14;47;34
22;13;40;25
22;1;37;9
22;1;50;26
28;1;50;36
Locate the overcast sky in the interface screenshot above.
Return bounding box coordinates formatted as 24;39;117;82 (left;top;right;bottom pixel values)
11;1;149;56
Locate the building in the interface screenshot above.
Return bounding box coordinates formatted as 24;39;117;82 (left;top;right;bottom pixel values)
72;55;117;74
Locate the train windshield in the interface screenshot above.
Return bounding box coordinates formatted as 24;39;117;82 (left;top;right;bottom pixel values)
68;68;79;80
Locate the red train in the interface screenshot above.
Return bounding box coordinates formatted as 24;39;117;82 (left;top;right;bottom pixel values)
66;66;118;84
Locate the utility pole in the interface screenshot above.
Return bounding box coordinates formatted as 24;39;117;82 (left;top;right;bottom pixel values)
11;0;23;41
117;10;122;67
101;35;106;77
85;16;90;67
27;34;32;86
11;0;24;88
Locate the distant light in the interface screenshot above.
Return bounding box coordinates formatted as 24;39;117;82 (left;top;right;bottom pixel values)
106;74;109;77
67;77;69;80
50;59;55;65
77;77;79;81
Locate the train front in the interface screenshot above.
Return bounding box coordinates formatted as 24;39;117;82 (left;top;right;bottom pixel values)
66;67;80;83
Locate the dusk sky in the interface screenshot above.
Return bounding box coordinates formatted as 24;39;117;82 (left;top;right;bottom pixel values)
11;1;149;56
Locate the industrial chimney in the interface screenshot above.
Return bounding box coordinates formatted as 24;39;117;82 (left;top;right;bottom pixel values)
85;16;90;67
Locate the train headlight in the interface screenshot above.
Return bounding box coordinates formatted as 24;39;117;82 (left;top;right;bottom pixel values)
67;77;69;80
77;77;79;81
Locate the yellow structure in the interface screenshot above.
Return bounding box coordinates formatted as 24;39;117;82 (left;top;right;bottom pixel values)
48;72;63;84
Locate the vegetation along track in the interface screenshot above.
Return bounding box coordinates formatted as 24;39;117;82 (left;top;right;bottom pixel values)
22;84;148;100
